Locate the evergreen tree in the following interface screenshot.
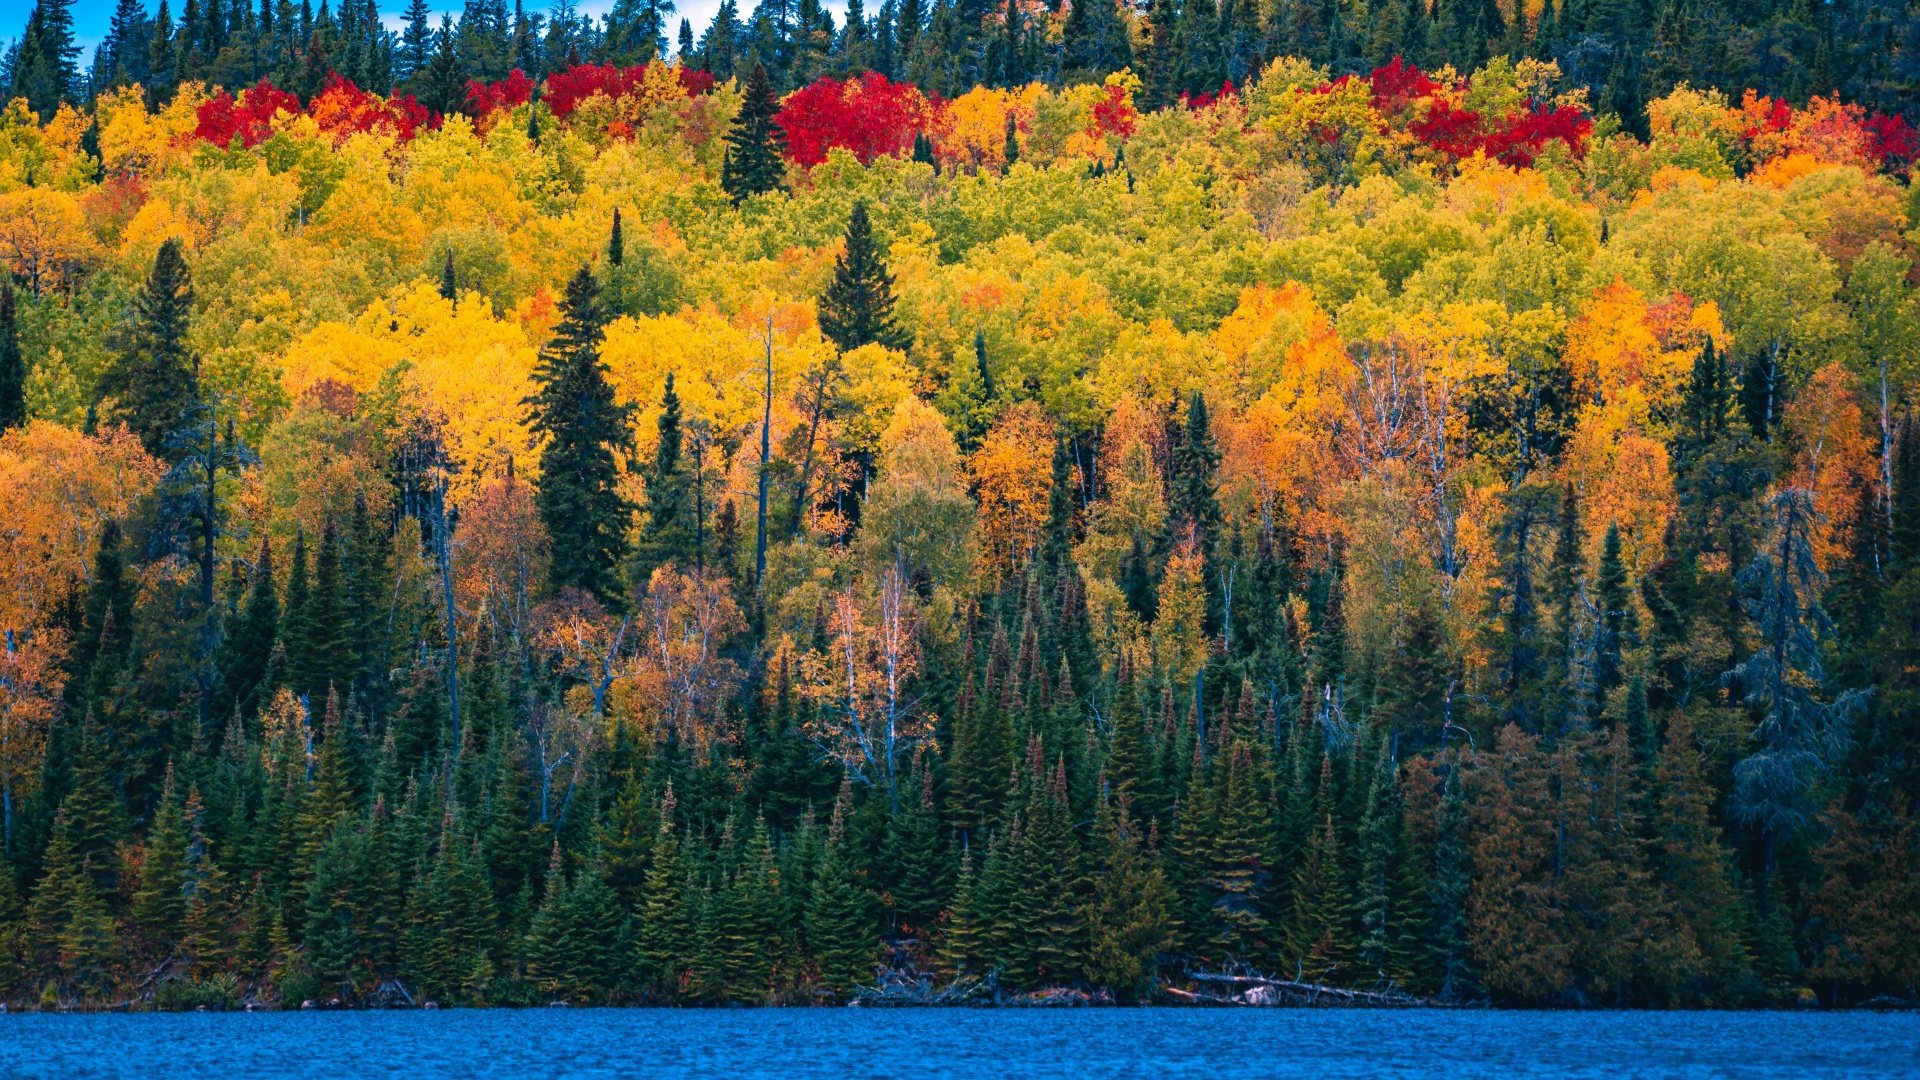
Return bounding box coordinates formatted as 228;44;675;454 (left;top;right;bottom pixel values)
94;0;153;90
818;201;912;353
9;0;80;120
0;284;25;431
1731;488;1866;877
720;62;786;203
805;785;876;996
98;239;199;462
526;268;635;608
27;813;121;1000
1287;755;1354;980
634;798;693;997
635;371;693;580
132;770;191;954
1083;796;1173;1000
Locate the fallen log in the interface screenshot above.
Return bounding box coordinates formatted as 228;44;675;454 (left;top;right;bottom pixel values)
1182;971;1437;1007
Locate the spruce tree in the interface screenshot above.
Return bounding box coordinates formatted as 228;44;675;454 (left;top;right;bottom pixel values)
1172;391;1224;553
215;539;279;722
9;0;80;121
98;238;199;462
0;284;24;431
132;770;190;954
818;201;912;353
1287;755;1354;981
526;267;635;608
634;797;693;997
1083;796;1174;1001
27;813;121;1000
634;371;693;581
1425;762;1477;1000
721;62;787;203
805;787;877;996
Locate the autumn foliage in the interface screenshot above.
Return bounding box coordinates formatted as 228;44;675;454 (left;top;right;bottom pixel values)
776;72;938;167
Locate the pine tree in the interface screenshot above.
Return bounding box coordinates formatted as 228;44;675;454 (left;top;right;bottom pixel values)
1731;487;1866;878
721;62;787;203
0;284;25;431
884;769;951;936
526;267;635;608
98;238;199;462
1424;761;1477;1001
715;817;783;1000
94;0;152;90
1594;522;1631;707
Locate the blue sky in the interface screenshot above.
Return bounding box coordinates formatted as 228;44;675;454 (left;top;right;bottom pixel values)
0;1;818;71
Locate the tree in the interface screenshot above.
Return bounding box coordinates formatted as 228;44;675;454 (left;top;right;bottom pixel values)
1084;796;1174;1001
635;372;692;580
1287;755;1353;981
805;786;876;996
131;770;189;954
93;0;151;90
0;625;63;856
98;239;199;462
818;201;911;354
0;285;24;431
858;395;974;588
9;0;80;120
1731;488;1866;878
27;812;120;1000
526;267;634;608
721;63;786;203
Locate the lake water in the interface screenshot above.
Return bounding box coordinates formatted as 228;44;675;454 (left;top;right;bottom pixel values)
1;1008;1915;1078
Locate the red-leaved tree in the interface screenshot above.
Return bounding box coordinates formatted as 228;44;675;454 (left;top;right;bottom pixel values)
776;72;935;167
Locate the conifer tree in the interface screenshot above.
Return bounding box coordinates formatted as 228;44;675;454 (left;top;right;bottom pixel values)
132;770;190;954
721;63;787;203
1287;755;1354;980
98;238;199;462
635;372;693;580
715;818;782;1000
27;812;121;1000
805;785;876;996
9;0;80;120
1731;488;1865;878
1354;744;1420;986
884;770;951;935
634;796;693;997
1594;522;1632;706
526;267;635;608
818;201;912;354
216;539;280;722
0;284;24;431
1084;796;1174;1000
1424;762;1476;1000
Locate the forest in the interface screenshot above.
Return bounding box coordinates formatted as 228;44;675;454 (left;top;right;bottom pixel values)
0;0;1916;1011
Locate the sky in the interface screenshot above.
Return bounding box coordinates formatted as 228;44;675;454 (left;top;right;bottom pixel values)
0;1;829;72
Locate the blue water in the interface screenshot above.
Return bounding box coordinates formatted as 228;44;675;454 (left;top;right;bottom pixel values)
0;1008;1915;1078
